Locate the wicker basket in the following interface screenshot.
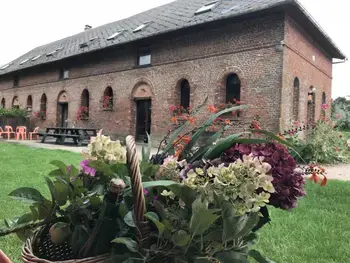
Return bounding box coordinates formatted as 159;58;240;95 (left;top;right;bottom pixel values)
21;135;149;262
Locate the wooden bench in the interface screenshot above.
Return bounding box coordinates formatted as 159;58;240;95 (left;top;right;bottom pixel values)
38;133;84;146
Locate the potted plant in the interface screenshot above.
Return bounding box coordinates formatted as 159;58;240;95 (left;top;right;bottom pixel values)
34;110;47;120
103;96;113;110
77;106;89;120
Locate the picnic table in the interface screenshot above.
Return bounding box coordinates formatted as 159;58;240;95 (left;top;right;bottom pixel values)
38;127;99;146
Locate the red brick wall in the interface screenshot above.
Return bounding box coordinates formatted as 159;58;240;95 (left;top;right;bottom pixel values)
280;14;333;130
0;14;286;143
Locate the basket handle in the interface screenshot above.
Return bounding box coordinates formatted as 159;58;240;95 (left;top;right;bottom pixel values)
126;136;150;244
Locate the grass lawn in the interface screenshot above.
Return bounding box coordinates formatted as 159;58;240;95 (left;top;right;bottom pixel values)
256;180;350;263
0;142;81;263
0;143;350;263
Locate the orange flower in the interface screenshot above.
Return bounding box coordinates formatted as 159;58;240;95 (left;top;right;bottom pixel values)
308;172;319;183
188;117;195;125
225;119;231;125
208;105;218;113
321;176;327;187
175;144;184;157
181;135;191;144
276;133;285;140
170;116;178;123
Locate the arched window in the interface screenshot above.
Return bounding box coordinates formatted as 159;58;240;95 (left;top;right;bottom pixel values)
226;74;241;104
40;94;47;119
307;87;316;124
179;79;190;110
27;95;33;111
322;92;326;105
293;77;300;120
1;98;5;108
12;96;19;109
79;89;90;119
103;86;113;109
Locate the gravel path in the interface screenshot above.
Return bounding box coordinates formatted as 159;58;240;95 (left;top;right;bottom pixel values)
323;164;350;181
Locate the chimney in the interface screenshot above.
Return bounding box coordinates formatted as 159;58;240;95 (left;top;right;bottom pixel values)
84;25;92;31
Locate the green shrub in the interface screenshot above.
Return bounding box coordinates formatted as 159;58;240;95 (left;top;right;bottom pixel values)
0;108;27;117
332;97;350;130
288;121;349;164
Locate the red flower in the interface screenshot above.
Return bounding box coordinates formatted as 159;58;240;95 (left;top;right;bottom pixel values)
321;104;329;110
232;110;237;116
225;119;231;125
169;105;177;112
252;120;261;130
181;135;191;144
208;105;218;113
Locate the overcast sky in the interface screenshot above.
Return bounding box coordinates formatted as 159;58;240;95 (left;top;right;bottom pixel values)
0;0;348;98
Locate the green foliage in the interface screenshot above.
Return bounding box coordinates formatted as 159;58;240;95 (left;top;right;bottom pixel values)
0;108;27;117
289;121;349;164
332;97;350;130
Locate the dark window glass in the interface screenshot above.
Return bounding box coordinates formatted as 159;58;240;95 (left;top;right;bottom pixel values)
180;80;190;109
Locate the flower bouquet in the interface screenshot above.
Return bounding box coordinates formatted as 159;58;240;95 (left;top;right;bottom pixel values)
0;99;327;263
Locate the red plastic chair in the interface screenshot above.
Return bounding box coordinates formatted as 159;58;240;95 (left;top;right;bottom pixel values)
0;249;11;263
3;126;15;139
16;126;27;140
29;127;40;140
0;127;5;138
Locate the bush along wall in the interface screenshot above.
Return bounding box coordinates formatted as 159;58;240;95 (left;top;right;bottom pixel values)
0;108;29;128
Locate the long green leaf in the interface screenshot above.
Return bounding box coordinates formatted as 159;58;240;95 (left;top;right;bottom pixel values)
145;212;165;234
163;96;208;153
203;133;242;160
9;188;45;204
183;105;248;154
189;128;226;163
50;160;68;174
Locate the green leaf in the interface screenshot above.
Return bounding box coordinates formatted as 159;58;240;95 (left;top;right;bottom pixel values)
54;181;69;206
172;230;191;247
221;202;259;242
124;211;136;227
163;96;208;154
142;133;152;162
30;206;39;221
89;196;102;208
215;250;249;263
248;250;276;263
118;202;128;218
168;184;196;207
203;229;223;242
189;198;220;236
89;160;113;176
56;177;74;198
124;180;179;196
9;187;45;204
45;177;59;205
69;165;79;178
16;213;34;242
203;133;242;159
189;128;225;163
152;200;166;220
71;225;90;255
140;162;159;179
183;105;248;154
110;163;129;178
4;219;15;228
145;212;165;234
50;160;69;174
49;169;66;177
112;237;139;253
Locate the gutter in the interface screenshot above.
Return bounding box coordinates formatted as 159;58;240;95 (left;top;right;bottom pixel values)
332;58;348;65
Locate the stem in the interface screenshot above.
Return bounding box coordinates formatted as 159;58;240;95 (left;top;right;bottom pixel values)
0;219;55;237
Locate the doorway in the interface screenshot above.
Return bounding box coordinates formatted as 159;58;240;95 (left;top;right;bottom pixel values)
135;99;151;142
58;103;69;127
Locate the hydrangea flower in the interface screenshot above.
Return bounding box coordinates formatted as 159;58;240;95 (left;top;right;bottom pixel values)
184;154;275;215
87;135;126;164
224;143;306;210
80;160;97;177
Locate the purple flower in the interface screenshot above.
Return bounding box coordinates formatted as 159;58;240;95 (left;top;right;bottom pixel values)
66;166;71;173
223;142;306;210
143;188;149;195
80;160;96;177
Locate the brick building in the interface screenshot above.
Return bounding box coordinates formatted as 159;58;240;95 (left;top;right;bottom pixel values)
0;0;345;143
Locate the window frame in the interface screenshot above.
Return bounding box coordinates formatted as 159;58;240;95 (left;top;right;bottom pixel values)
137;47;152;67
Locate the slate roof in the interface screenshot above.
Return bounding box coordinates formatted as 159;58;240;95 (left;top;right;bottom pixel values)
0;0;345;76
